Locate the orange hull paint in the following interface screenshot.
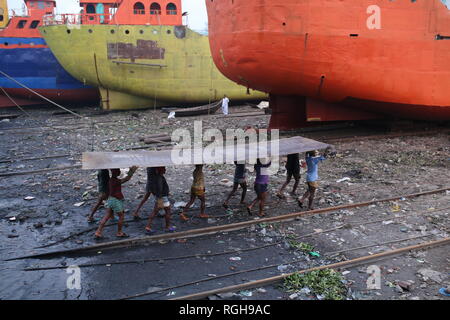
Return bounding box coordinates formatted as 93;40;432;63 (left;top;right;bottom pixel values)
206;0;450;128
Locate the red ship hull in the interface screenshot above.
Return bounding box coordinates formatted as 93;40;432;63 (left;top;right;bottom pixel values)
206;0;450;129
0;88;101;108
0;94;37;108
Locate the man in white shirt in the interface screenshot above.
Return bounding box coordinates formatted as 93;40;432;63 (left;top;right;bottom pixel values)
222;95;230;115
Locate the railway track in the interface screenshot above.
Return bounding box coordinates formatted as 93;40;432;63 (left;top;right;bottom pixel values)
24;204;449;274
169;238;450;301
8;187;448;261
5;187;449;300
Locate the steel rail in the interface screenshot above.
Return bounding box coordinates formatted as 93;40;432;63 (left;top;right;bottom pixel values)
171;237;450;300
119;233;436;300
5;187;448;261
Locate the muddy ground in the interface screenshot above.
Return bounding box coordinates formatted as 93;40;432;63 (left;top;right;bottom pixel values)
0;104;448;301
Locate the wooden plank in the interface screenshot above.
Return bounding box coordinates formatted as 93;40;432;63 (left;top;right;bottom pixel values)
218;112;267;118
143;136;172;144
138;133;170;141
0;165;82;177
82;136;331;169
0;154;71;164
0;114;20;120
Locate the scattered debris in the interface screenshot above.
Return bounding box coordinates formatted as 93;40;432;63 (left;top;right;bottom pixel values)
277;265;289;273
239;290;253;297
174;202;187;208
284;269;347;300
396;280;414;292
417;268;445;283
256;101;269;109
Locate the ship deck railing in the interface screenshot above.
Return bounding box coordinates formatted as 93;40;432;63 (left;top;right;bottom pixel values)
43;13;114;26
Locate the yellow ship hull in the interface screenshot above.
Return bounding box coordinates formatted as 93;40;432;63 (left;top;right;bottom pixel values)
39;25;267;110
0;0;8;29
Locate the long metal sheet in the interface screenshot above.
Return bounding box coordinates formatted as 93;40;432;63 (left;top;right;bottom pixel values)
82;136;330;169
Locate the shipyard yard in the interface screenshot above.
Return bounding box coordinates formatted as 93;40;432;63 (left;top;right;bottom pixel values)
0;105;449;301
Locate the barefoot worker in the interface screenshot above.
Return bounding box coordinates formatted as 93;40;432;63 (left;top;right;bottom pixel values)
145;167;175;234
298;148;331;211
132;167;156;220
277;153;302;199
223;161;248;208
87;169;110;223
94;166;138;239
247;158;272;217
181;164;208;220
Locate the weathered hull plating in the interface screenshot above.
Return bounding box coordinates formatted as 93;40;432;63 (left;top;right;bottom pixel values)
206;0;450;128
0;43;99;105
40;25;267;110
0;0;99;108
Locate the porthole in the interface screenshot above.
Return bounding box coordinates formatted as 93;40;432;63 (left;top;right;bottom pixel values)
67;29;71;34
139;30;144;34
167;29;171;34
125;30;130;34
110;29;115;34
88;29;93;33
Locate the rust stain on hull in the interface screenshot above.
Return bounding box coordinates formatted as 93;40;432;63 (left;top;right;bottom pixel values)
107;40;165;62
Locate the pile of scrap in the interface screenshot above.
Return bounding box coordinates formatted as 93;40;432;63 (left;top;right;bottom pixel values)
0;114;20;121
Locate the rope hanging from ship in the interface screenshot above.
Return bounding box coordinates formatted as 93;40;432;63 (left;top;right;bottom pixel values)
0;70;100;154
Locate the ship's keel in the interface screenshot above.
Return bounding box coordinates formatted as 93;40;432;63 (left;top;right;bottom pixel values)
99;88;171;111
268;94;382;130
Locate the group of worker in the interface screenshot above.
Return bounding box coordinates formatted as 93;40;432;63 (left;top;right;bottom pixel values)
90;147;332;239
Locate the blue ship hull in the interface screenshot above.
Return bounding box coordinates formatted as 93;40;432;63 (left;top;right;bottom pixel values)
0;37;98;106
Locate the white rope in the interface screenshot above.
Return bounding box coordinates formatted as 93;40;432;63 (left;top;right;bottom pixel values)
0;70;84;119
0;86;32;117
